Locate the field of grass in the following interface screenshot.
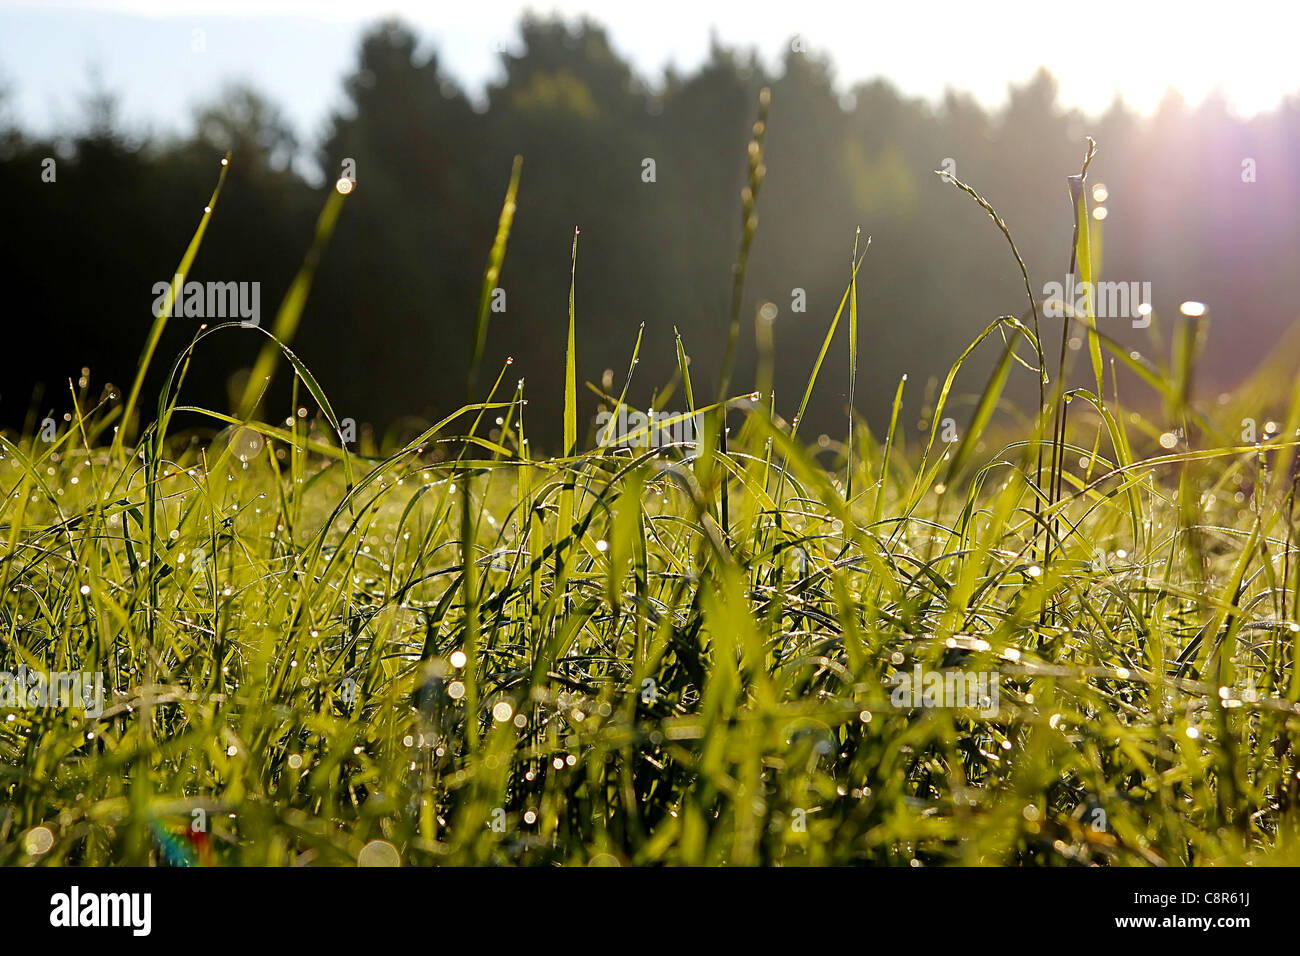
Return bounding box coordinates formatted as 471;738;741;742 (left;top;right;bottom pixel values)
5;109;1300;867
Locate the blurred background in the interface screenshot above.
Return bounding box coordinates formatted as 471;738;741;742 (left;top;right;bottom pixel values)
2;1;1298;447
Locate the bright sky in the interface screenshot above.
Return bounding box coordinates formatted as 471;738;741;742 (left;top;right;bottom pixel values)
2;0;1295;142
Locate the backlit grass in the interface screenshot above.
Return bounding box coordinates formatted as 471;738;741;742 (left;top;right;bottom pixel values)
4;109;1300;866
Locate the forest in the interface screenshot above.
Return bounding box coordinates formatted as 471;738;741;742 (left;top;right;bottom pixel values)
3;15;1296;448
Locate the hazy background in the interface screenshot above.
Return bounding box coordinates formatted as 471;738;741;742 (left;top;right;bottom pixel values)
2;1;1298;446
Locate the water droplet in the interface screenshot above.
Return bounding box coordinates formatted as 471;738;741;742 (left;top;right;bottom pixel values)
25;826;54;856
358;840;401;867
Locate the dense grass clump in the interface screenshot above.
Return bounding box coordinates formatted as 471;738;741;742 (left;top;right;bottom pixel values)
5;117;1300;867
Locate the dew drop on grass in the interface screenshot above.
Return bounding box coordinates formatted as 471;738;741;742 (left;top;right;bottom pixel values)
357;840;400;868
25;826;54;856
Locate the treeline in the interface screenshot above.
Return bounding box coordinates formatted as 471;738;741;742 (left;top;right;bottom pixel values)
2;16;1298;447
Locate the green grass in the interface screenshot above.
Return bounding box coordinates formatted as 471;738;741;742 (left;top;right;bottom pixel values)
5;103;1300;867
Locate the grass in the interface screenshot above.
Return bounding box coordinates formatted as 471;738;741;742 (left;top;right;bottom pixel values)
5;97;1300;867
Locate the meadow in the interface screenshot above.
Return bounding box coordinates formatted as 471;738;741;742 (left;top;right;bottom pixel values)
4;97;1300;867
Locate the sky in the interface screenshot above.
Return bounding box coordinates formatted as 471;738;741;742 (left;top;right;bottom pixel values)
1;0;1296;146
